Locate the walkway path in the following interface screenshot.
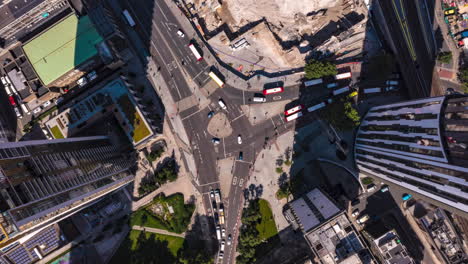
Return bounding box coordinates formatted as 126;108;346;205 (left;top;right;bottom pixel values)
132;225;185;238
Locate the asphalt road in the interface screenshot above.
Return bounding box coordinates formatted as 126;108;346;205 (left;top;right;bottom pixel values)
377;0;439;98
119;1;339;263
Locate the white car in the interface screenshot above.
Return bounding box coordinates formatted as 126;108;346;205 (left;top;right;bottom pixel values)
13;107;22;118
220;240;225;251
219;252;224;259
42;100;51;108
77;77;87;87
218;99;227;110
366;184;377;192
237;135;242;144
221;228;226;238
212;138;220;145
33;107;42;114
177;30;185;38
351;209;359;217
210;190;215;198
357;214;370;224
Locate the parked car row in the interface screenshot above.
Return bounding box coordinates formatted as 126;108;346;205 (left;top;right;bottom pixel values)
210;188;230;260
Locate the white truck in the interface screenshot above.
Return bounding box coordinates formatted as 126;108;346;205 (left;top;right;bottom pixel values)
215;189;221;204
216;225;221;240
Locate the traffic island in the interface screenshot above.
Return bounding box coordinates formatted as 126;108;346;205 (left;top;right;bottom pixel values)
207;112;232;138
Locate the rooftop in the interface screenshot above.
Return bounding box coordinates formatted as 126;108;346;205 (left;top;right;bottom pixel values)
22;14;102;85
290;188;341;232
373;231;413;264
45;78;153;146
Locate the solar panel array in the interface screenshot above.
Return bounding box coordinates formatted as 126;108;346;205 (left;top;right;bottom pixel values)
24;225;60;254
5;245;35;264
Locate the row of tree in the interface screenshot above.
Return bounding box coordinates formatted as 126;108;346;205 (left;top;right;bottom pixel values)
138;159;178;196
236;200;263;264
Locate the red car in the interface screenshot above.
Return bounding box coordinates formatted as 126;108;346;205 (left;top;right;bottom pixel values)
8;96;16;106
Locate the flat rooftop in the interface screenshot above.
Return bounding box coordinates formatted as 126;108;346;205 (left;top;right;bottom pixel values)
22;14;102;85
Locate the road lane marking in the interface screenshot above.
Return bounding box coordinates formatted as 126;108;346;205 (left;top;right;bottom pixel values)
156;1;169;21
181;108;202;120
231;113;245;122
242;90;245;105
198;181;220;187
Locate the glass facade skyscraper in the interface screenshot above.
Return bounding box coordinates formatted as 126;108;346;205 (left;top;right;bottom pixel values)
355;96;468;215
0;136;135;246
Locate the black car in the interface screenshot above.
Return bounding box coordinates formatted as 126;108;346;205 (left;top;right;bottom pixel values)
238;152;243;160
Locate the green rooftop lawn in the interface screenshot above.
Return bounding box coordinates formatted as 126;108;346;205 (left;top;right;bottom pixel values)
23;14;102;85
117;95;151;143
49;125;64;139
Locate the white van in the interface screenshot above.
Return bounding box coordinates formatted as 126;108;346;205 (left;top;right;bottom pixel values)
363;88;381;94
253;96;266;102
357;214;370;224
386;80;399;85
218;99;227;110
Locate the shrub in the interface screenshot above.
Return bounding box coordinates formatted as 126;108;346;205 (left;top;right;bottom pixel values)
361;177;374;185
437;51;452;64
275;167;283;174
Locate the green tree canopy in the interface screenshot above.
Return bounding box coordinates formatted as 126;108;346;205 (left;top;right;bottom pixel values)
304;59;337;79
437;51;452;64
321;99;360;131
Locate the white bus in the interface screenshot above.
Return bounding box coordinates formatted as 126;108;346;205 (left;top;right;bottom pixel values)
188;44;203;61
363;88;382;94
122;10;136;27
307;102;326;113
209;71;224;87
335;72;352;80
304;78;323;87
333;86;350;96
285;112;303;122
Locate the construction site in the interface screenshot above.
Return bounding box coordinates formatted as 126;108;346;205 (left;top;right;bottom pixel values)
187;0;374;74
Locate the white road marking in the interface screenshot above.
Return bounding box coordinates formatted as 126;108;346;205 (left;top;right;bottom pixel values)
239;178;244;187
156;2;169;21
181;108;202;121
199;181;220;187
231;113;245;122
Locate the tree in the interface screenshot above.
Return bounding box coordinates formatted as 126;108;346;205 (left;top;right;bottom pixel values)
437;51;452;64
304;59;337;79
321;99;360;131
458;67;468;93
275;167;283;174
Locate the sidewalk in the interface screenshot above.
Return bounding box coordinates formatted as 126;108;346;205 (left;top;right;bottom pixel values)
132;225;185;238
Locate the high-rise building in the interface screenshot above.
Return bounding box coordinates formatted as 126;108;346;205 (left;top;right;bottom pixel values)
370;0;439;98
355;95;468;216
0;136;135;247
